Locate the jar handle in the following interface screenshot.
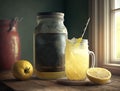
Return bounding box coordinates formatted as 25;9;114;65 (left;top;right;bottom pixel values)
89;51;95;68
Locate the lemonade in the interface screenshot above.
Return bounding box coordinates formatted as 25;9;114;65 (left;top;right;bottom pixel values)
65;38;95;80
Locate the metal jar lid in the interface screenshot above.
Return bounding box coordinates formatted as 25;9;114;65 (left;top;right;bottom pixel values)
37;12;64;19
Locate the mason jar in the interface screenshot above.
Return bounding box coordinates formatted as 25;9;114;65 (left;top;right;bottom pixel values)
65;39;95;80
33;12;67;79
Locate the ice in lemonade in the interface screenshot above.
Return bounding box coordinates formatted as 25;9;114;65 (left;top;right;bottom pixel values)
65;37;89;80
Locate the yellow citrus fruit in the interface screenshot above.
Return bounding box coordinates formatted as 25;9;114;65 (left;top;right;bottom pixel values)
12;60;33;80
87;67;111;84
76;37;82;43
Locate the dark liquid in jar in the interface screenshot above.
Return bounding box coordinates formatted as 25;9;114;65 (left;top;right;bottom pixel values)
35;33;66;72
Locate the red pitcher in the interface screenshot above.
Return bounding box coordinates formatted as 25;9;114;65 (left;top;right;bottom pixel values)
0;18;21;71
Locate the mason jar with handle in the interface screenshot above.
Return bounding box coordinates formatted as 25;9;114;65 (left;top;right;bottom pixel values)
33;12;68;79
65;39;95;80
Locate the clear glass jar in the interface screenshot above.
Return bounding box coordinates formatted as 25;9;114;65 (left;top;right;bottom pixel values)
33;12;67;79
65;39;95;80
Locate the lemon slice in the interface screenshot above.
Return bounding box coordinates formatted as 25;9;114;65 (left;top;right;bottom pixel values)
74;37;82;46
76;37;82;43
87;67;111;84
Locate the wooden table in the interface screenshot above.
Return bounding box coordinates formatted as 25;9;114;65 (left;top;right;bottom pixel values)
0;71;120;91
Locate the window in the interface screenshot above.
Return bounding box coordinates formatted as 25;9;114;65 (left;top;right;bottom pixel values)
111;0;120;62
89;0;120;75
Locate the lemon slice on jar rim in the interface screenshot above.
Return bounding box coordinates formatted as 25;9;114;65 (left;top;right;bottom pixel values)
87;67;112;84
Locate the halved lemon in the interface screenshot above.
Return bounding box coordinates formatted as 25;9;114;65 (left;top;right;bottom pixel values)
87;67;111;84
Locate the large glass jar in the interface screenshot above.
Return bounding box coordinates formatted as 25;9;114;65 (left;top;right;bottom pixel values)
33;12;67;79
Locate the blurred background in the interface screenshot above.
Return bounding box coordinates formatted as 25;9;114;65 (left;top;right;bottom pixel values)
0;0;88;62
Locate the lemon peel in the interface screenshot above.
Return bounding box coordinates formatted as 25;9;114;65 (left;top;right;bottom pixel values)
87;67;111;84
12;60;33;80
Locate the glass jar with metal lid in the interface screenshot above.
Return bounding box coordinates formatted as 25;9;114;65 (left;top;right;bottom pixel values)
33;12;68;79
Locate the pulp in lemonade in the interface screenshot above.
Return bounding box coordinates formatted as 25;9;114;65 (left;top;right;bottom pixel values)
65;39;89;80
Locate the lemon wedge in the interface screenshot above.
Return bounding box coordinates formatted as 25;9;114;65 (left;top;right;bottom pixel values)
74;37;82;46
87;67;111;84
76;37;82;43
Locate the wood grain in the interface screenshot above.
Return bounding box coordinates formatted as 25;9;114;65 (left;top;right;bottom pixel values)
0;72;120;91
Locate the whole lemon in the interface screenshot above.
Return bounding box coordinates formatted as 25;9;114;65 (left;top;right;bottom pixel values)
12;60;33;80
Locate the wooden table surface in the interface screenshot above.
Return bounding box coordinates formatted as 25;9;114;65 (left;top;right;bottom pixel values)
0;71;120;91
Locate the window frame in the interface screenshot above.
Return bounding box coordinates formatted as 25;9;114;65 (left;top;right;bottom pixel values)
89;0;120;75
110;0;120;62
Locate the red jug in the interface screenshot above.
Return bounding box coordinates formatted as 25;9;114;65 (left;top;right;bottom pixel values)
0;19;21;71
